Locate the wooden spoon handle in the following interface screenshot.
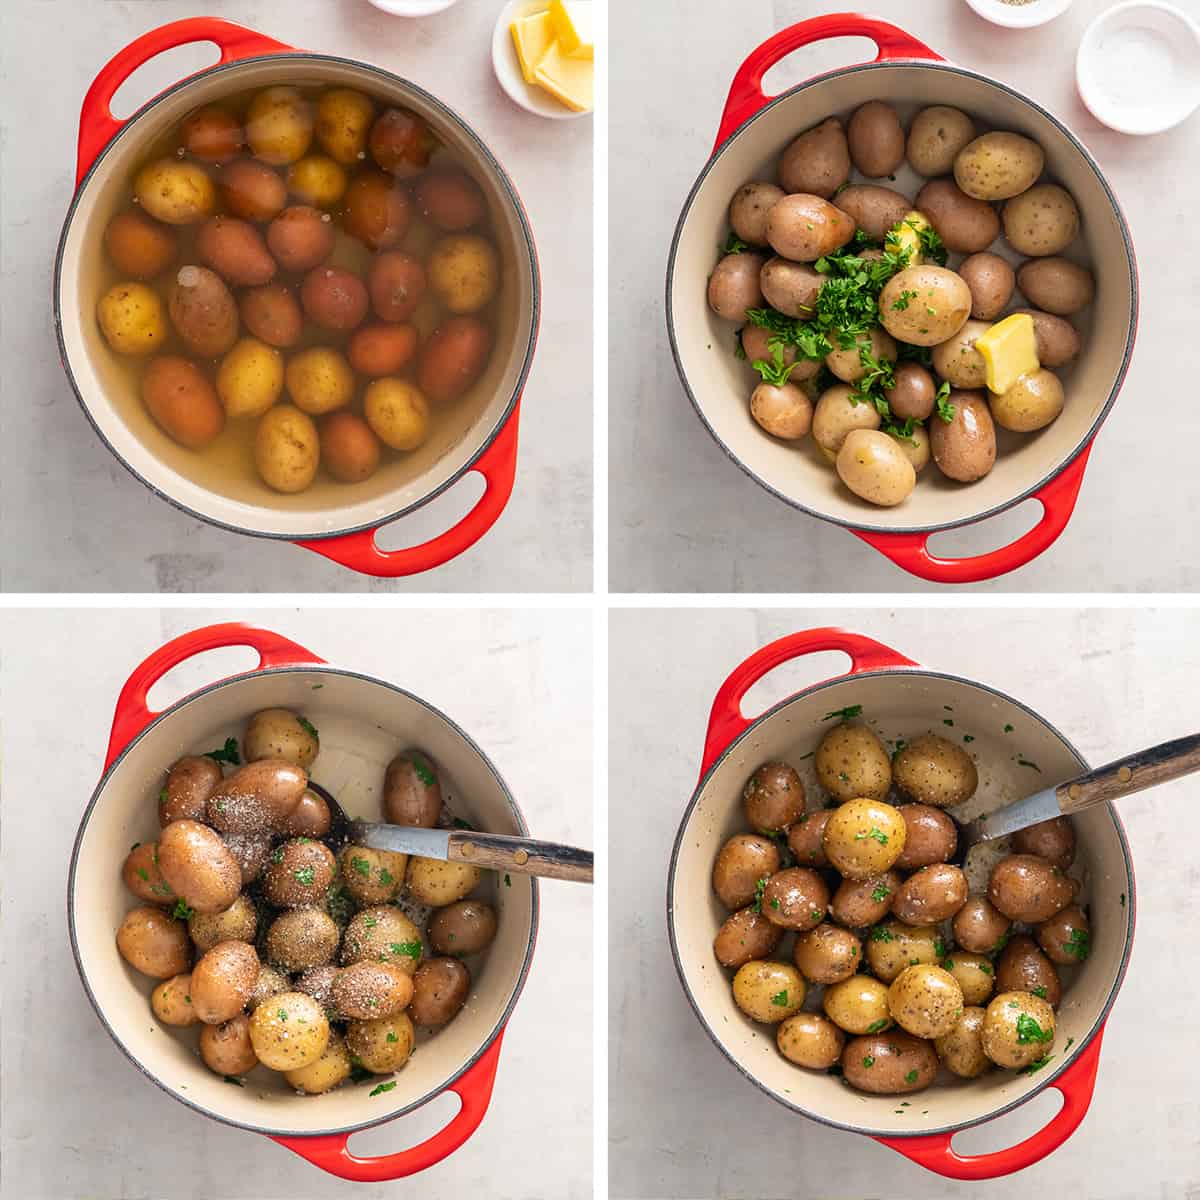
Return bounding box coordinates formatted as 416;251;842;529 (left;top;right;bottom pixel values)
447;831;593;883
1057;732;1200;814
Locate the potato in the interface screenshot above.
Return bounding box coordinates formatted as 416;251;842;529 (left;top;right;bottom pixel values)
837;430;916;507
315;88;375;165
333;960;415;1020
358;378;428;452
181;106;242;163
418;316;493;403
893;733;978;807
249;991;330;1070
907;106;976;177
240;284;303;348
320;412;381;484
267;205;334;272
915;179;1001;254
134;158;217;225
200;1014;259;1077
207;759;308;835
1014;309;1082;368
285;347;354;417
742;761;805;832
426;234;499;314
989;854;1075;923
865;920;942;984
996;935;1062;1007
190;940;260;1024
823;974;891;1035
1003;184;1079;256
197;216;276;286
777;1012;845;1070
960;252;1015;320
952;896;1012;955
188;893;258;953
1014;817;1072;877
1018;257;1095;315
879;265;972;346
815;721;891;802
750;382;813;440
98;283;167;356
779;118;850;198
935;1006;990;1078
368;252;428;323
847;101;905;178
990;368;1065;433
244;708;319;769
287;154;347;209
884;362;936;420
932;319;990;389
826;328;897;385
122;842;175;905
888;964;964;1039
831;870;900;929
384;751;442;826
941;951;995;1006
728;182;785;245
713;907;782;968
221;158;288;222
954;132;1045;201
161;756;222;825
732;960;805;1023
842;1031;937;1094
894;805;957;872
430;900;498;957
811;385;881;462
216;338;284;420
835;186;911;242
224;832;271;886
741;325;811;374
893;424;931;474
263;838;337;908
246;87;313;165
792;924;861;984
346;324;417;380
295;965;339;1014
417;170;487;232
786;809;831;868
284;1032;353;1094
341;906;424;973
369;108;436;177
982;991;1055;1069
283;790;332;839
116;906;191;978
340;845;407;906
104;211;177;279
410;957;471;1027
823;799;906;880
891;863;968;926
930;391;996;482
759;258;821;318
1036;904;1090;966
301;266;368;331
167;265;238;358
255;405;319;493
151;973;198;1026
346;1012;415;1073
250;964;292;1010
157;820;241;914
267;908;341;971
766;194;854;262
761;867;829;931
141;357;225;449
406;856;482;908
343;170;412;249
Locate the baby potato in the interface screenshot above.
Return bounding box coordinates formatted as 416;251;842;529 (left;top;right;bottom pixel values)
384;751;442;826
267;908;341;972
122;842;175;905
823;974;891;1035
315;88;375;165
960;252;1016;320
930;391;996;483
907;105;976;177
1019;816;1076;872
190;939;260;1024
206;759;308;837
333;960;415;1020
812;384;881;462
266;205;334;272
197;216;276;287
932;319;990;389
151;973;198;1026
759;258;822;318
742;761;805;833
778;117;850;198
347;1012;415;1073
865;920;942;983
321;412;382;484
894;733;978;807
341;906;424;973
418;316;493;403
792;924;861;984
161;755;223;825
369;107;437;177
157;819;242;914
1036;904;1090;966
1014;309;1082;369
895;804;958;871
777;1012;845;1070
104;211;177;279
1003;184;1079;256
200;1014;259;1077
250;964;291;1010
301;266;369;331
842;1031;937;1094
713;907;782;968
254;404;320;493
996;935;1062;1008
428;234;500;314
988;854;1076;923
762;867;829;931
728;181;786;245
406;856;482;908
952;896;1012;955
117;906;191;978
134;158;216;225
892;863;969;926
751;382;814;441
283;791;332;839
888;963;964;1039
240;284;303;348
244;708;319;769
824;799;906;880
815;721;891;802
989;368;1065;433
343;170;412;249
430;900;498;958
285;346;354;416
284;1032;353;1094
833;185;911;241
340;845;407;906
884;362;936;421
246;87;314;165
941;952;995;1006
893;424;931;475
287;154;347;209
221;158;287;222
837;429;916;507
410;957;471;1027
188;893;258;954
181;106;242;163
766;194;855;262
1017;257;1095;315
847;101;905;178
825;328;897;385
915;179;1001;254
417;170;488;232
982;991;1055;1069
831;870;900;929
98;283;167;356
167;265;239;358
365;378;430;451
732;960;805;1023
935;1006;990;1078
368;251;428;322
295;965;339;1014
224;832;271;886
954;131;1045;201
141;357;225;450
249;991;330;1071
879;265;972;346
786;809;832;868
216;338;283;420
263;838;336;908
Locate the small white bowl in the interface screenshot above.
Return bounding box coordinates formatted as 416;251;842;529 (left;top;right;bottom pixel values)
492;0;592;120
962;0;1073;29
367;0;459;15
1077;1;1200;134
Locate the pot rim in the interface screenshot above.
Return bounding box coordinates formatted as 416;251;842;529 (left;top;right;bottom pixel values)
665;58;1139;536
67;661;540;1139
666;664;1136;1139
54;50;540;542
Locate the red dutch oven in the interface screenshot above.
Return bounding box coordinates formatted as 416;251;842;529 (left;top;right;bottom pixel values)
666;15;1138;584
68;623;537;1181
55;19;539;578
667;628;1135;1180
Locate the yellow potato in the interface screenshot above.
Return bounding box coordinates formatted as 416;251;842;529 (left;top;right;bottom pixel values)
823;974;892;1035
315;88;376;165
823;799;906;879
243;708;319;768
97;283;167;356
888;964;964;1039
865;921;943;983
246;86;314;165
134;158;217;225
285;347;354;416
732;960;805;1023
815;722;891;802
954;131;1045;201
428;235;499;313
284;1032;353;1094
254;404;319;493
347;1012;414;1073
989;368;1065;433
217;337;284;419
364;378;430;451
836;429;916;507
248;990;330;1070
287;154;347;209
405;856;482;907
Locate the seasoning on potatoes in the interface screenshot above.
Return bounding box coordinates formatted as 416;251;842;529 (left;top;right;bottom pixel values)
823;974;892;1035
341;906;424;973
778;117;850;198
732;960;805;1023
988;854;1076;923
847;101;905;178
787;809;831;868
221;158;288;222
267;205;334;272
104;211;178;279
960;251;1016;320
364;379;430;451
777;1012;845;1070
1036;904;1090;966
284;1032;354;1094
989;368;1065;433
410;957;471;1026
762;867;829;931
907;105;976;177
249;990;330;1070
320;412;382;483
865;920;942;983
142;357;225;449
249;964;291;1011
823;799;906;880
255;404;320;493
168;265;239;358
151;973;198;1026
893;733;978;807
891;863;968;926
384;751;442;826
741;761;805;833
314;88;375;164
263;838;337;907
712;833;781;909
116;906;192;978
793;923;861;984
831;870;901;929
842;1031;937;1094
207;759;309;835
190;939;260;1024
941;951;996;1006
766;194;855;263
888;963;964;1039
134;158;217;225
996;934;1062;1008
930;391;996;483
1017;257;1095;316
895;803;958;870
188;892;258;953
333;959;415;1020
954;131;1045;201
418;316;493;403
981;991;1055;1069
340;844;407;906
429;900;498;958
267;907;341;972
837;429;917;507
952;896;1012;955
879;265;972;347
224;832;271;887
157;819;242;914
935;1006;990;1078
346;1012;415;1073
1003;183;1080;257
122;842;175;905
246;87;314;165
713;907;782;969
815;720;891;803
200;1014;259;1077
98;283;168;356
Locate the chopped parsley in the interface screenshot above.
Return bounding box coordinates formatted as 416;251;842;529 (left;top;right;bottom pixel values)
272;848;285;865
410;755;437;788
1004;723;1015;733
204;737;241;765
1020;1054;1055;1076
351;856;371;879
386;1031;399;1043
862;1055;876;1068
770;990;789;1007
1032;986;1048;998
934;380;955;424
870;926;894;943
297;716;319;740
391;941;422;959
294;867;315;886
369;1081;398;1098
171;899;194;921
752;875;769;913
870;882;890;903
854;827;889;845
904;1069;919;1084
866;1018;890;1033
722;232;751;255
1015;1013;1053;1045
823;704;863;721
1064;928;1090;961
890;289;918;312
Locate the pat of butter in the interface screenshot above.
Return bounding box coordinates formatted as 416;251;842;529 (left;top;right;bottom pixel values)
976;314;1040;394
885;210;931;266
534;39;594;112
549;0;594;58
511;11;555;85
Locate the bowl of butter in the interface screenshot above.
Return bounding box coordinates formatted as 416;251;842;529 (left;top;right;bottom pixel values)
493;0;594;118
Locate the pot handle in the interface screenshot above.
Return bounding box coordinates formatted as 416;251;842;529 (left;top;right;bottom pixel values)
295;401;521;578
876;1024;1105;1180
700;627;919;778
76;17;296;183
270;1031;504;1181
853;445;1091;585
105;622;326;769
714;14;943;150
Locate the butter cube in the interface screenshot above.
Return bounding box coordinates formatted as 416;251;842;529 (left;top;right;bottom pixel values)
533;39;593;112
511;11;555;85
976;314;1040;394
549;0;594;59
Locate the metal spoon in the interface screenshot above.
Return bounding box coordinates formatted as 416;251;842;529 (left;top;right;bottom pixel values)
308;781;594;884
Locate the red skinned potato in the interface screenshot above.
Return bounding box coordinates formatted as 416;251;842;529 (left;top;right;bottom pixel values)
182;106;243;163
778;117;850;198
156;820;242;914
766;195;855;262
343;171;412;249
196;217;277;286
167;266;239;358
141;357;225;450
239;284;303;348
320;412;382;484
416;171;486;231
348;323;419;377
104;211;178;279
206;759;308;836
220;159;287;222
369;108;437;177
301;267;369;331
417;316;493;403
368;252;427;322
266;206;334;272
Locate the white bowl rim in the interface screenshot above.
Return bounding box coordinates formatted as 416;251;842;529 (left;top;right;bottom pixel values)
491;0;594;122
962;0;1074;30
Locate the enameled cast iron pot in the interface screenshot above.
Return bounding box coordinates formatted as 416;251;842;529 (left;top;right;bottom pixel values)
55;19;539;578
667;15;1138;584
68;624;537;1182
668;628;1135;1180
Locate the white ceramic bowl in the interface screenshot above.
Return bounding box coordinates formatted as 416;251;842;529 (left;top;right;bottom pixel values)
368;0;460;15
492;0;592;121
963;0;1074;29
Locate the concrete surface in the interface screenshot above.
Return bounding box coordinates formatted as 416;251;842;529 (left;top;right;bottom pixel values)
609;607;1200;1198
0;1;592;593
0;608;592;1200
609;0;1200;592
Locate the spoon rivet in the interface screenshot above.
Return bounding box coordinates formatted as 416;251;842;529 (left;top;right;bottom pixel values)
514;849;530;865
1118;766;1132;783
1068;784;1081;802
460;841;476;858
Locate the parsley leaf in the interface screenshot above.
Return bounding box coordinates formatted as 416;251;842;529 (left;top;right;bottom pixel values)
204;737;241;765
934;380;955;424
823;705;863;721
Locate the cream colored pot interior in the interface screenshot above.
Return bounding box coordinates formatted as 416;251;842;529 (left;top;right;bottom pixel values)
669;63;1135;532
670;669;1133;1137
59;56;535;539
71;668;534;1136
